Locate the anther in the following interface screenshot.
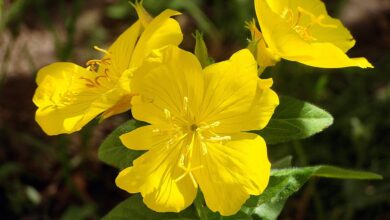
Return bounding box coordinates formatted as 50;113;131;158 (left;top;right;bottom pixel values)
208;135;231;143
209;121;220;128
166;138;175;148
183;96;189;113
178;154;185;167
164;109;171;121
198;121;221;131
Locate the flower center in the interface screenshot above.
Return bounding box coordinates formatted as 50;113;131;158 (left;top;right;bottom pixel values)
281;6;337;41
48;90;78;108
80;46;114;89
152;97;232;186
190;124;198;131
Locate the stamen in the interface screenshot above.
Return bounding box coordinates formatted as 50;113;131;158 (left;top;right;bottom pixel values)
174;164;203;187
281;8;294;24
282;6;337;42
95;70;109;85
166;138;176;148
209;121;220;128
178;154;185;167
164;108;171;121
183;96;189;113
86;59;102;67
85;46;112;74
50;91;78;108
208;135;231;144
80;77;97;88
198;121;221;131
165;133;187;149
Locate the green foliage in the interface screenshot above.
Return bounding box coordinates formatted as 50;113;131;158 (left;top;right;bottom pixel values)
244;166;382;220
257;96;334;144
98;120;145;170
100;162;381;220
102;194;197;220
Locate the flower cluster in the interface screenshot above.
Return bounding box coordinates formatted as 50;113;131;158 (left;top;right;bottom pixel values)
33;0;372;216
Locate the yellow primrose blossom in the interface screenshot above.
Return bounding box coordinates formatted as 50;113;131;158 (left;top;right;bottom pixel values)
33;3;183;135
116;45;279;216
252;0;373;68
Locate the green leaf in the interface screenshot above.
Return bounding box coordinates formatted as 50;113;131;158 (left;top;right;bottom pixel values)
272;165;383;180
244;166;382;220
102;194;197;220
194;30;214;68
98;120;145;170
246;200;286;220
257;96;334;144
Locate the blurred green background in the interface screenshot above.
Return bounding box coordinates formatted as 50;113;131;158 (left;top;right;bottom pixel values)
0;0;389;219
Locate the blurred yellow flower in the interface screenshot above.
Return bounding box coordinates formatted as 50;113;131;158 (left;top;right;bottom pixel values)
252;0;373;68
33;3;182;135
116;46;279;216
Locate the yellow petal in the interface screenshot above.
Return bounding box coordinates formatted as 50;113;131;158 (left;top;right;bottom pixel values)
220;78;279;132
131;45;204;125
116;139;197;212
192;132;270;216
130;9;183;68
33;62;123;135
255;0;294;54
200;49;276;133
100;94;134;120
120;125;171;150
98;21;142;78
294;42;374;68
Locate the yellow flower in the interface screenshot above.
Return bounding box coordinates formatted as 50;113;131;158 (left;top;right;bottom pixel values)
116;45;279;216
33;3;182;135
252;0;373;68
